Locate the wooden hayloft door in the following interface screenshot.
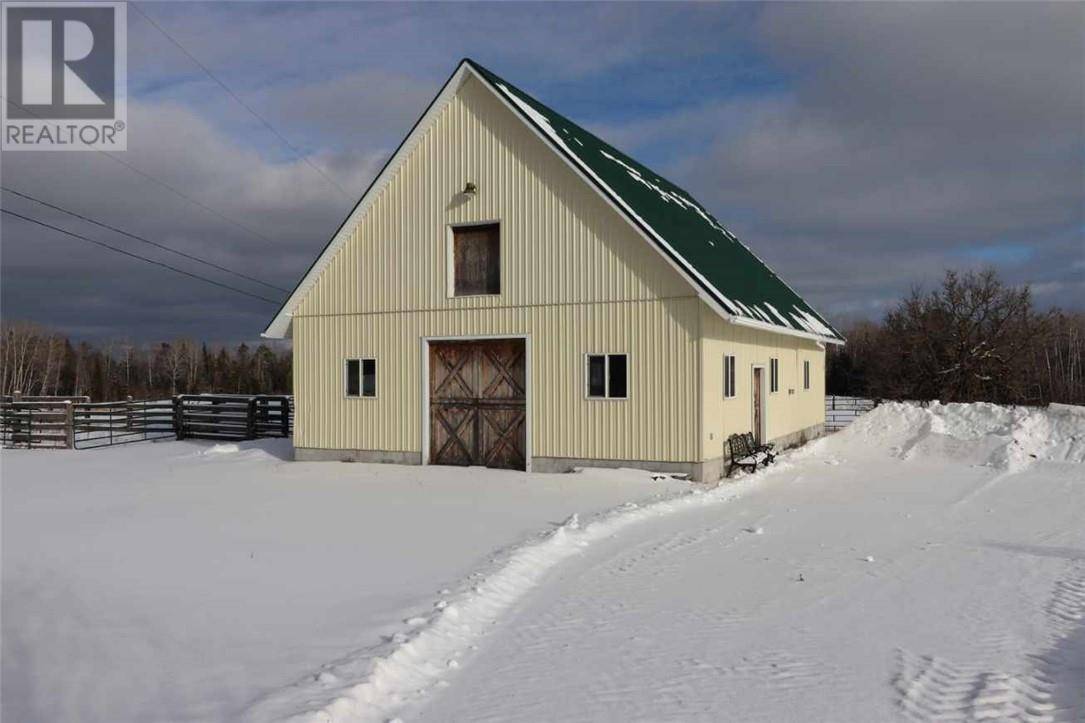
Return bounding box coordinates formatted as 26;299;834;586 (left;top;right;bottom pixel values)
429;339;526;470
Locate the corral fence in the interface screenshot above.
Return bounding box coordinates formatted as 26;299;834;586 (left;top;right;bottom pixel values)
0;395;88;449
1;392;292;449
825;395;877;432
73;399;176;450
174;395;291;442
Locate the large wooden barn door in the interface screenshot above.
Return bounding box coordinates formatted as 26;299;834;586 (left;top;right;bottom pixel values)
430;339;526;470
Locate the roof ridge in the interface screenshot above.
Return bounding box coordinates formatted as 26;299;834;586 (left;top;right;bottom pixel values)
466;60;704;204
263;59;843;343
467;60;842;342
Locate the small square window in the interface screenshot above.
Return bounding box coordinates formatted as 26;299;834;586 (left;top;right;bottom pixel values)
452;223;500;296
586;353;628;399
345;358;376;398
724;355;736;398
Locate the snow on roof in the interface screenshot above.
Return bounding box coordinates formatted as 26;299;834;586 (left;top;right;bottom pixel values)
469;60;844;343
263;59;844;343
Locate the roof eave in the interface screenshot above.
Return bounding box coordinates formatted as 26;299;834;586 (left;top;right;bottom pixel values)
260;60;475;339
729;314;844;346
469;64;845;347
264;58;846;349
261;314;291;339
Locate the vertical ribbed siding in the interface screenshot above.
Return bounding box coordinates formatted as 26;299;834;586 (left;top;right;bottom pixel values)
699;305;825;460
294;298;700;462
295;75;692;319
291;72;705;463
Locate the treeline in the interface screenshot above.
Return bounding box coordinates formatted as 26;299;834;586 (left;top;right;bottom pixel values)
828;269;1085;405
0;322;291;401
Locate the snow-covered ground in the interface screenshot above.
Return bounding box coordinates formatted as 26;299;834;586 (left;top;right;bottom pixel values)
4;402;1084;722
0;441;687;722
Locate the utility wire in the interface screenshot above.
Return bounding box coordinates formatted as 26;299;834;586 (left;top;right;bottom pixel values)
2;208;281;305
2;186;290;293
1;95;279;246
131;2;349;198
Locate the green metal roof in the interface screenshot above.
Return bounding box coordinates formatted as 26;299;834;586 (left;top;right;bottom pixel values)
468;60;843;343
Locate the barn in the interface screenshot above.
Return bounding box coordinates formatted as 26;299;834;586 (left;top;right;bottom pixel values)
263;59;844;481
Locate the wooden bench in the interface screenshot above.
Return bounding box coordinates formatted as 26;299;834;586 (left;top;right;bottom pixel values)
726;432;776;477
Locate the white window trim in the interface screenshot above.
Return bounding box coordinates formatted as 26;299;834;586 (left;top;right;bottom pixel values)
751;362;768;443
446;220;502;299
584;352;629;400
344;357;378;399
723;354;737;399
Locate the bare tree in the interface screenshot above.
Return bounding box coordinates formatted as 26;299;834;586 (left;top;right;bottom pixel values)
828;269;1082;405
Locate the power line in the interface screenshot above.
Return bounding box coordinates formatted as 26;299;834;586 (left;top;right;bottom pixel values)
1;95;279;246
131;2;350;198
2;186;290;293
1;208;281;305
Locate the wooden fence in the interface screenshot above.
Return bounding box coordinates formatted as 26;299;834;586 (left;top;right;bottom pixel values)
1;393;292;449
825;395;877;432
174;395;291;441
0;399;76;448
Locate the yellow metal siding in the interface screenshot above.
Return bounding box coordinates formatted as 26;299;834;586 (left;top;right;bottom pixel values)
291;75;701;463
294;299;700;462
699;305;825;461
295;75;692;318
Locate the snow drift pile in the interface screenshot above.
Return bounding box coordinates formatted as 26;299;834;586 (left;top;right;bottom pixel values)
804;401;1085;472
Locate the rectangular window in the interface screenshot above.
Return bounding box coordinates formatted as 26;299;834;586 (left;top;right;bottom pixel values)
362;358;377;397
723;355;736;398
608;354;627;398
345;358;376;398
803;360;810;390
770;357;779;393
452;223;500;296
345;359;360;397
586;353;628;399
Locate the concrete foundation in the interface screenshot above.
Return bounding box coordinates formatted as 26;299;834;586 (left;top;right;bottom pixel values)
770;422;826;454
532;456;706;481
291;422;825;484
294;447;422;465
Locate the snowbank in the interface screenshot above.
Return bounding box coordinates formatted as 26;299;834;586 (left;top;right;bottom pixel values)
248;401;1085;722
6;402;1082;723
415;403;1085;723
802;401;1085;472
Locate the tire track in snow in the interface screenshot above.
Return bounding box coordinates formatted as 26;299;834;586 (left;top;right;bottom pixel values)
893;650;1055;722
420;490;839;722
893;562;1085;722
241;466;787;723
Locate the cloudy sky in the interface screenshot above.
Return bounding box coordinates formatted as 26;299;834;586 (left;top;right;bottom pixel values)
2;2;1082;343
